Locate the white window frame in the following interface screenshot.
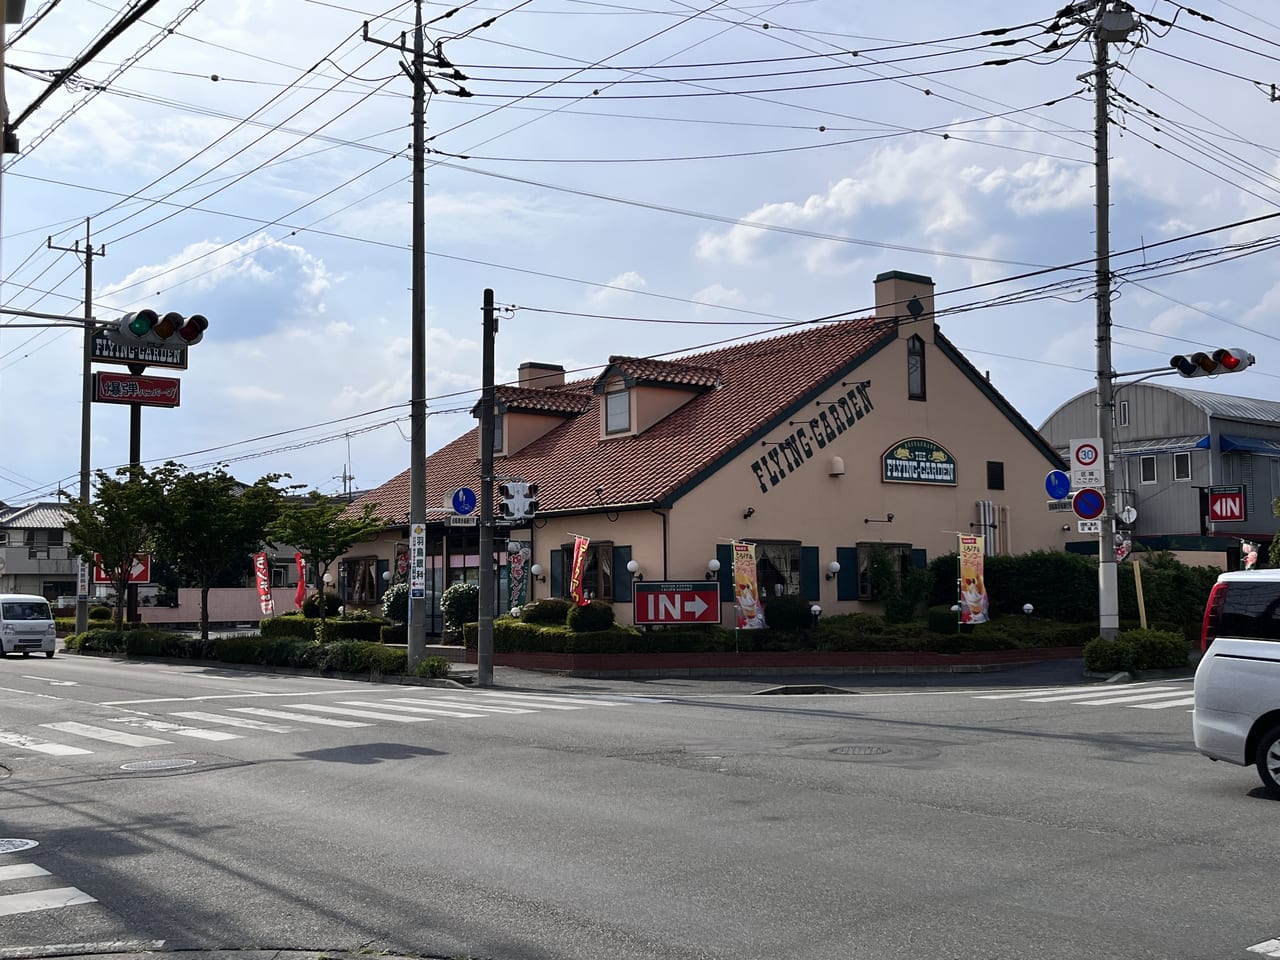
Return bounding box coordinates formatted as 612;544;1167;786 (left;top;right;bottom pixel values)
1172;451;1192;482
605;390;630;434
1118;399;1129;427
1139;454;1157;484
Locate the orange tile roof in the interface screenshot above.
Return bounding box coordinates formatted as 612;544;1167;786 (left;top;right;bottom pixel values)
491;385;592;416
593;356;723;391
354;318;895;524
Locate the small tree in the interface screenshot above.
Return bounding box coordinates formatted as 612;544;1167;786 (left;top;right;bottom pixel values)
381;582;410;623
64;467;161;627
267;492;388;631
440;582;479;636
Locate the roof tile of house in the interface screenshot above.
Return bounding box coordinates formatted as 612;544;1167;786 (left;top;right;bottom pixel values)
0;503;73;530
593;356;723;391
353;318;893;524
493;385;593;416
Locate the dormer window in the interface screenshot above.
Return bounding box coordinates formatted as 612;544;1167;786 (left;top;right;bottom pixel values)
605;389;630;434
907;334;926;401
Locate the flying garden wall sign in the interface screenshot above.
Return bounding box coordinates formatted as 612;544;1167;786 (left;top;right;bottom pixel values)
881;438;957;485
749;381;874;494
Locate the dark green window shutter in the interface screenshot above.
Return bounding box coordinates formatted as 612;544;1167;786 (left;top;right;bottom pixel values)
716;543;734;601
801;545;819;600
911;548;928;569
836;546;858;601
550;549;564;598
613;544;633;602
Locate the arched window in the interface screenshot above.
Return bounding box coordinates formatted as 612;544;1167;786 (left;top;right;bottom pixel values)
907;334;926;401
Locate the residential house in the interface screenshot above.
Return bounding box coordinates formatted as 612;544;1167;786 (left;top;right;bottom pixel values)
338;270;1072;631
0;501;76;600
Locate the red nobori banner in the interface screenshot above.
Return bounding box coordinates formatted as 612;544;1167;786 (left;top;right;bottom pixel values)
93;371;181;407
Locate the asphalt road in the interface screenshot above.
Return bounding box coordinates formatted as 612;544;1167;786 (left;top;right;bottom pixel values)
0;653;1273;960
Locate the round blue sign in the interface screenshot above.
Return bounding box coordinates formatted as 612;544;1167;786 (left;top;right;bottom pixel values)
1072;487;1105;521
451;487;478;516
1045;470;1071;501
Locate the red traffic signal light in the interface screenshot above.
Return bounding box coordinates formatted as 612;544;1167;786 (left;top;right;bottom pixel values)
177;314;208;345
1170;348;1254;378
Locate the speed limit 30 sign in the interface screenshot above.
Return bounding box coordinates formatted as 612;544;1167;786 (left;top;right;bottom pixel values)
1070;437;1104;490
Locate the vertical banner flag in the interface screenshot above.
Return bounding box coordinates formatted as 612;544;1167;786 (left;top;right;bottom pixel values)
253;552;275;616
394;542;410;583
1243;541;1259;570
733;540;767;629
509;542;531;608
294;551;307;609
569;536;591;606
958;535;989;624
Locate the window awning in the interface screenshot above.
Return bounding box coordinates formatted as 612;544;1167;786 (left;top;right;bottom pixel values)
1112;435;1209;455
1221;434;1280;455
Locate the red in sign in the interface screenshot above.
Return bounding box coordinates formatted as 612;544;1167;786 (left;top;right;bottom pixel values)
93;552;152;585
1209;489;1245;522
633;581;722;625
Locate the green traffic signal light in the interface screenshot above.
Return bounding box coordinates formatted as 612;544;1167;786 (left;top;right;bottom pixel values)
123;309;158;338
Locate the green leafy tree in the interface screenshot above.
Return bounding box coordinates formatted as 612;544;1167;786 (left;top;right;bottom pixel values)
266;492;388;630
149;463;290;641
64;467;161;627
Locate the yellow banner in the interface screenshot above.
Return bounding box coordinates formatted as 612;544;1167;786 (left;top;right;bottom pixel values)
958;535;989;624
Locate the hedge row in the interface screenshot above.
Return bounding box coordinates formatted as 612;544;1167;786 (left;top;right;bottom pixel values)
1082;629;1191;672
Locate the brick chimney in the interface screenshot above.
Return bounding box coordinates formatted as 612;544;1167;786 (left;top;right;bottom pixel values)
518;362;565;389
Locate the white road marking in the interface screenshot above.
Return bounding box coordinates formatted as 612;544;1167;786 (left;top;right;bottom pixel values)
344;700;487;718
1024;686;1181;703
229;707;369;728
170;711;295;733
1072;690;1198;706
1249;938;1280;957
0;887;96;917
0;732;92;756
975;685;1117;700
41;722;169;747
103;689;347;705
0;864;50;881
20;676;76;686
472;691;619;707
1130;696;1197;709
285;704;429;723
423;698;535;714
105;717;240;741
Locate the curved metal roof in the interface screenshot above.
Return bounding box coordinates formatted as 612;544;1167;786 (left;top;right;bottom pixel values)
1149;383;1280;423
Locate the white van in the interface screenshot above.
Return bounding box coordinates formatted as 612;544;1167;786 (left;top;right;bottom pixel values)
0;594;57;658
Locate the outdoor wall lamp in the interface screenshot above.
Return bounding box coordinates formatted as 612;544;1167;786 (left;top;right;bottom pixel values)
743;506;755;519
626;559;643;581
864;513;894;524
705;558;721;581
825;560;841;581
530;563;546;582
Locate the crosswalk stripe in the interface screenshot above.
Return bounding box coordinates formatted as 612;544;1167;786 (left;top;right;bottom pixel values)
0;887;96;917
170;711;295;733
0;731;92;756
1071;690;1197;706
458;696;584;711
975;684;1116;700
229;707;369;728
42;722;170;747
423;698;534;714
471;691;619;707
1024;686;1181;703
105;717;241;742
0;864;50;881
285;704;429;723
344;700;487;718
1129;695;1198;709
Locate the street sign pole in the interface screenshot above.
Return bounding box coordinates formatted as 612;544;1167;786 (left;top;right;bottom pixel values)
477;288;496;687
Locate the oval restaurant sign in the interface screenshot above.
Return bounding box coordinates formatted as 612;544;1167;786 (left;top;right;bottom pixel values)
881;437;957;485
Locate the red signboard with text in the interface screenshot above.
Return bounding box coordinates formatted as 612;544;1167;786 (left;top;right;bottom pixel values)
633;581;722;625
93;372;181;407
1208;485;1246;523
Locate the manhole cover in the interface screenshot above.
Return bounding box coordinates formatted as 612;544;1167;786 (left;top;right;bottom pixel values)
121;759;198;772
830;745;892;757
0;839;38;854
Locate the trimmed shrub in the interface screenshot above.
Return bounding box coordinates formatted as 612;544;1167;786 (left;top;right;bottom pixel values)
1083;628;1190;673
332;618;388;642
381;623;407;645
412;656;451;679
567;599;615;632
302;590;341;618
926;604;959;635
761;594;812;631
260;616;317;640
89;606;112;621
441;582;479;632
522;598;572;625
381;582;409;623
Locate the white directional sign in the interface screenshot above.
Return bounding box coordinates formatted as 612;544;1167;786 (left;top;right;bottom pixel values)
633;581;722;625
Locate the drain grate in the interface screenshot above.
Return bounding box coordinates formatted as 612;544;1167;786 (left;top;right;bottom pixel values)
830;745;892;757
0;839;38;854
121;759;198;772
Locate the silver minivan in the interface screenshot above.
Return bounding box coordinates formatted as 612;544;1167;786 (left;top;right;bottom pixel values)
1193;569;1280;796
0;593;57;658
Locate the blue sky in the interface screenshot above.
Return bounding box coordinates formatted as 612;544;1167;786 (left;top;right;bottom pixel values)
2;0;1279;504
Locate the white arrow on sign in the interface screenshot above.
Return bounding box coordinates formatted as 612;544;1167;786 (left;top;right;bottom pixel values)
684;595;708;618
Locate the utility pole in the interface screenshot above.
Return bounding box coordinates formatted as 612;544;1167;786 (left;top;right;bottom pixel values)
1088;2;1137;640
477;288;496;687
363;1;468;668
48;219;104;636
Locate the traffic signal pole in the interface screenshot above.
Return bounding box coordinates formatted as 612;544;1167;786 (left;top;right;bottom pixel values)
477;288;496;687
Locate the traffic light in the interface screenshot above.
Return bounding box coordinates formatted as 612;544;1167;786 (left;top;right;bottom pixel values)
498;480;539;519
1170;348;1254;378
106;310;208;347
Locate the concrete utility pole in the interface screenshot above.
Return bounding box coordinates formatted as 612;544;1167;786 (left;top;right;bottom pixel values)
1089;2;1137;640
477;288;496;687
47;220;104;636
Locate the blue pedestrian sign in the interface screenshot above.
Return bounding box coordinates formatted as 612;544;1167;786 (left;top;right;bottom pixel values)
450;487;478;516
1045;470;1071;501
